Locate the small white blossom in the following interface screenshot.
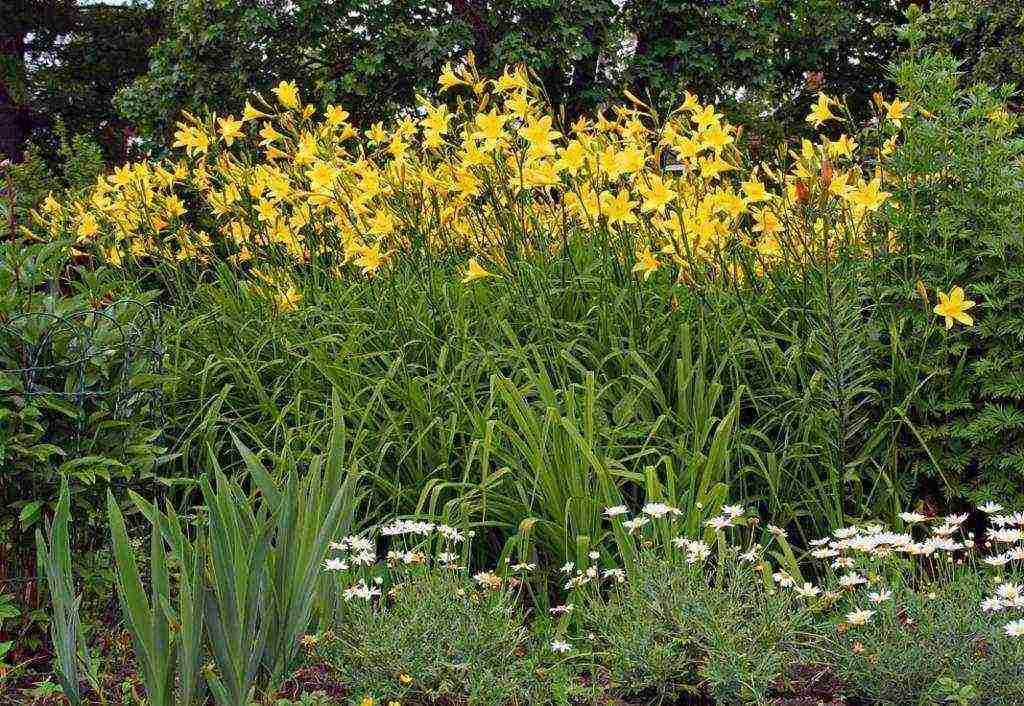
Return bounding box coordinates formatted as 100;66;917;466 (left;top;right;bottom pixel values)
642;502;680;518
996;582;1023;603
706;515;732;531
845;609;875;626
984;553;1011;567
721;504;745;518
436;524;464;543
1004;620;1024;637
868;590;892;604
623;516;651;533
991;528;1023;543
794;582;821;599
739;546;759;563
773;571;795;587
981;597;1004;613
839;572;868;588
343;580;381;601
602;568;626;583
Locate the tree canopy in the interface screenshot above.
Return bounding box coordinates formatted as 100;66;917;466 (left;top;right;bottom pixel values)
2;0;1018;170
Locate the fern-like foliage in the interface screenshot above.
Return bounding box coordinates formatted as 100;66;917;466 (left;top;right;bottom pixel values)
884;50;1024;505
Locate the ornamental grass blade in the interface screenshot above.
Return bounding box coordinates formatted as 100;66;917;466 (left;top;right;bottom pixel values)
107;491;176;706
35;479;87;706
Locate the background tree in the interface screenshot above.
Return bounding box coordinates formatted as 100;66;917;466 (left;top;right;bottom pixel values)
451;0;624;122
117;0;625;144
622;0;906;146
1;1;76;164
28;0;161;164
116;0;472;146
915;0;1024;103
118;0;916;149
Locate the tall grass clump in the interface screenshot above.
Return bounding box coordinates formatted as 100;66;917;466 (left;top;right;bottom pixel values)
28;51;976;562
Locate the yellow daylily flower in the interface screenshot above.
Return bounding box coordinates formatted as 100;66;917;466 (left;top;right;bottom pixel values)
461;257;497;284
806;93;837;128
933;286;976;329
271;80;300;110
885;98;910;128
217;116;243;146
632;249;660;280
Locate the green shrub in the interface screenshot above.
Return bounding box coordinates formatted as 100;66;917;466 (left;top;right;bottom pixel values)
914;0;1024;98
1;121;106;233
584;552;814;704
825;573;1024;706
325;568;570;706
0;239;165;561
881;49;1024;505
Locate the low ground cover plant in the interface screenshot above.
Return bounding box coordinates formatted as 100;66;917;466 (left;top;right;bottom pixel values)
324;567;570;706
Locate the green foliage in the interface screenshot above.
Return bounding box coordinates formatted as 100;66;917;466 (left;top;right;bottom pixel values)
3;1;154;169
107;490;205;706
185;408;361;704
92;402;361;706
115;0;470;145
2;121;106;229
622;0;902;144
117;0;905;148
326;568;570;706
914;0;1024;98
824;574;1024;706
17;5;1024;703
35;478;92;706
0;240;165;554
25;1;159;164
882;49;1024;505
584;552;814;703
154;253;748;574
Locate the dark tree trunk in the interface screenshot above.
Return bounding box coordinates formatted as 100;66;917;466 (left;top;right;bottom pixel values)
0;30;29;163
564;13;610;123
452;0;495;68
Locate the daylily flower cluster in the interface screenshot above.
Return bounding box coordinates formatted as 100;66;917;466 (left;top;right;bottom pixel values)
32;58;908;312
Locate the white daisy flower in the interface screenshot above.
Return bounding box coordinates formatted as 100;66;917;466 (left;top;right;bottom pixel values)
845;609;875;626
794;582;821;598
868;589;892;604
1003;619;1024;637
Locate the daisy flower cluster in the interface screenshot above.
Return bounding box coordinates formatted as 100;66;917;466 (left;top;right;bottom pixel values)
797;505;1024;636
322;520;468;602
